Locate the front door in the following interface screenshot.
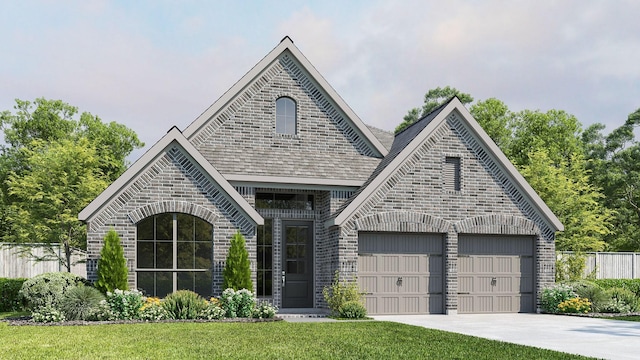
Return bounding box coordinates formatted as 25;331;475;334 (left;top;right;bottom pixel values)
282;220;314;308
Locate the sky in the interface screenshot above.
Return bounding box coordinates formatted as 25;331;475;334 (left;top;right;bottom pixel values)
1;0;639;162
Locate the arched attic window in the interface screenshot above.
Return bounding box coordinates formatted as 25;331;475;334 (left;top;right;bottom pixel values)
276;97;297;135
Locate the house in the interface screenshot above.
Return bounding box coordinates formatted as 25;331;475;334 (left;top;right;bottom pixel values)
79;37;562;315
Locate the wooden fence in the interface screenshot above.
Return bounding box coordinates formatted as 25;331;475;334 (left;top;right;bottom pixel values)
559;252;640;279
0;243;86;278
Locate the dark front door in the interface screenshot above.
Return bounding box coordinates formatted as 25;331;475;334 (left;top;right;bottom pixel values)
282;221;314;308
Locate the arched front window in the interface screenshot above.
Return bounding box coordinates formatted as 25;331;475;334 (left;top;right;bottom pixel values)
276;97;296;134
136;213;213;298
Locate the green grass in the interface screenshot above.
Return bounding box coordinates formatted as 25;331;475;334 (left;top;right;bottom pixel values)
602;315;640;322
0;320;592;359
0;311;29;320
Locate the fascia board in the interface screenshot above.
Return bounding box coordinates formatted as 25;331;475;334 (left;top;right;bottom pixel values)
223;174;364;188
332;101;458;227
79;128;264;226
182;37;388;157
453;103;564;231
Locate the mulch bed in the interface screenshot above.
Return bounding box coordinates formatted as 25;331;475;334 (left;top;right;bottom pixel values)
3;316;282;326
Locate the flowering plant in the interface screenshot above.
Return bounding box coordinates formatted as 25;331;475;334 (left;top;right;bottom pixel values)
541;284;577;314
558;297;591;313
32;304;66;323
221;288;256;318
105;289;146;320
252;301;278;319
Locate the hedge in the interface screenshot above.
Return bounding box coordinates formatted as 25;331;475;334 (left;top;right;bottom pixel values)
0;278;27;312
593;279;640;298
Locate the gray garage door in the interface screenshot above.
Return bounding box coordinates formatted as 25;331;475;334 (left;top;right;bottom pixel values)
458;234;535;313
358;232;444;315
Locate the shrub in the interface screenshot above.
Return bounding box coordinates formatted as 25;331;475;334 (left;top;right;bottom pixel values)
252;301;278;319
220;288;256;318
19;272;87;310
96;229;129;294
105;289;145;320
338;300;368;319
540;284;577;313
555;253;590;282
162;290;208;320
567;281;609;312
223;231;253;291
198;301;226;320
140;298;170;321
90;300;117;321
323;271;364;316
0;277;27;311
600;298;631;314
557;297;591;313
60;285;105;320
32;304;65;323
604;287;639;313
594;279;640;298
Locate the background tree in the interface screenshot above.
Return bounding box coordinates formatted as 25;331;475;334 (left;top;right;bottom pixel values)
6;138;109;271
468;98;512;149
0;98;143;269
95;229;129;293
395;86;473;133
223;231;253;291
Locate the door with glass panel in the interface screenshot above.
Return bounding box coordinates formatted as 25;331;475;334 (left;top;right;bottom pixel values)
282;221;313;308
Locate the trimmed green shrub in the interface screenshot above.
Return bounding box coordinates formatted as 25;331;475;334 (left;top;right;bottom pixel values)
594;279;640;298
60;285;105;320
162;290;208;320
19;272;87;310
96;229;129;294
323;270;364;316
105;289;145;320
252;301;277;319
567;281;609;312
338;300;368;319
223;231;253;291
605;287;639;312
199;302;226;320
540;284;577;313
32;305;65;323
220;288;256;318
0;278;27;311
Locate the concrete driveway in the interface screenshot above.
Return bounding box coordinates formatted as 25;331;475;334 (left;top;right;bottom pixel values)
373;313;640;360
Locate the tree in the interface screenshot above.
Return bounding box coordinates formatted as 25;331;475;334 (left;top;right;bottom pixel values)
222;231;253;291
6;138;109;271
0;98;143;264
469;98;512;149
395;86;473;133
96;229;129;293
582;108;640;250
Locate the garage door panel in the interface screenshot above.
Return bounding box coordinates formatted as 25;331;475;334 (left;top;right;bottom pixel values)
358;232;444;315
459;235;535;314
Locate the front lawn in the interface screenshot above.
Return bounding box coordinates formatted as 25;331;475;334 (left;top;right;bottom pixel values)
600;315;640;322
0;320;592;359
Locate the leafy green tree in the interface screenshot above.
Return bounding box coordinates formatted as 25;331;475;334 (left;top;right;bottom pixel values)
5;138;109;271
223;231;253;291
96;229;129;293
469;98;512;149
582;108;640;250
396;86;473;133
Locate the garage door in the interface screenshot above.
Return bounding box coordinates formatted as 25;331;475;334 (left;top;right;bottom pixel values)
458;235;535;313
358;232;444;315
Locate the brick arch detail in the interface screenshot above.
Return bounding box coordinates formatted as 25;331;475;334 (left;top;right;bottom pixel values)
354;211;451;233
454;214;539;235
127;201;219;225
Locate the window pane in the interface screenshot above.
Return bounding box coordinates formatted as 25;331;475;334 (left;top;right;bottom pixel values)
194;242;212;269
177;213;193;242
264;247;272;269
156;214;173;240
276;97;296;135
156;272;173;298
264;271;272;296
137;272;154;297
177;271;194;292
137;242;154;268
156;242;173;269
264;219;272;245
194;272;212;298
137;217;154;240
286;245;296;258
194;218;213;241
177;241;194;269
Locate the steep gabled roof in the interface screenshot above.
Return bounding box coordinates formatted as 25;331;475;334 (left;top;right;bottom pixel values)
182;36;388;157
328;97;564;232
79;127;263;226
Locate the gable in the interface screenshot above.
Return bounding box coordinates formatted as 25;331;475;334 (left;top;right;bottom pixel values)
330;98;563;235
79;128;262;229
182;37;387;184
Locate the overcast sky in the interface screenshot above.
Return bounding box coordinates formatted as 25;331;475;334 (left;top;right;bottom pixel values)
1;1;639;161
